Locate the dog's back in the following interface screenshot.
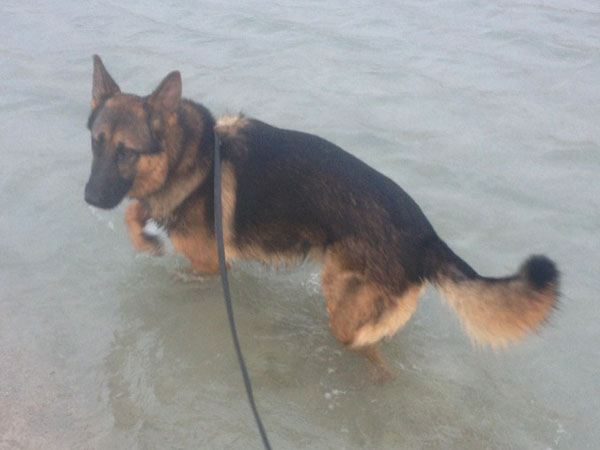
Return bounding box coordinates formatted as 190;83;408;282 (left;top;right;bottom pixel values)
219;117;559;353
221;118;436;276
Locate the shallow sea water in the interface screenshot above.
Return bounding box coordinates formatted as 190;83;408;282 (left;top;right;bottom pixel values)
1;1;599;449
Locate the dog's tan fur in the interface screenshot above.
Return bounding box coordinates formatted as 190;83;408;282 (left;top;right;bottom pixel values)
85;56;560;375
438;276;557;348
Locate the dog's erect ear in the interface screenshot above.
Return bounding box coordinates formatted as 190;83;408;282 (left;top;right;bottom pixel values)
148;71;182;116
92;55;120;109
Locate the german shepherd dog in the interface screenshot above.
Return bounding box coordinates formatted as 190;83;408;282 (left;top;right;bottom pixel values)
85;55;558;376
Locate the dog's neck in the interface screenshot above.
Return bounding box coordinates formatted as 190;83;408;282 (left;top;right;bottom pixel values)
141;101;216;227
142;163;208;226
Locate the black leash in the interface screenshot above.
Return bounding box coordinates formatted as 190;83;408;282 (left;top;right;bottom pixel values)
213;131;273;450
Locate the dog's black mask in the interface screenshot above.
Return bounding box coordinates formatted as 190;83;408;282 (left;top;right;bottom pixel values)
84;154;132;209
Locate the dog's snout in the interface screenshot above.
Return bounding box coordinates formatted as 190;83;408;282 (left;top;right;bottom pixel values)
84;169;132;209
84;182;103;207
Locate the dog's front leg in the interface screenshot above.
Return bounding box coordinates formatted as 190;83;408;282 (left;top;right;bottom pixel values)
124;200;162;254
168;229;226;275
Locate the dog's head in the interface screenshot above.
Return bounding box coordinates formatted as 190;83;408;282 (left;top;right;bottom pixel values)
85;55;181;209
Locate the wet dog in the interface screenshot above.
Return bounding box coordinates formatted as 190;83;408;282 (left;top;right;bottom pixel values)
85;55;559;377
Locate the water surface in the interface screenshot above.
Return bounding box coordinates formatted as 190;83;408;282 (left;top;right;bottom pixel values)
1;1;599;449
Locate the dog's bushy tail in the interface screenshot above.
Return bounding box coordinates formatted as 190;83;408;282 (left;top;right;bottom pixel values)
427;239;559;348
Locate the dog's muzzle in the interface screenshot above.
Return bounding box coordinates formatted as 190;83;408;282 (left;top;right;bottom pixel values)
85;156;132;209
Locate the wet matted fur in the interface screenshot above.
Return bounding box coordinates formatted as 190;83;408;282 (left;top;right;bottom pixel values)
85;55;559;374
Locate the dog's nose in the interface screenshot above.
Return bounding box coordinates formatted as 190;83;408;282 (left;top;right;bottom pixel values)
84;183;103;207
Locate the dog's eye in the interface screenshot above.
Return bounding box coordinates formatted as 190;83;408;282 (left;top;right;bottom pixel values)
116;143;138;164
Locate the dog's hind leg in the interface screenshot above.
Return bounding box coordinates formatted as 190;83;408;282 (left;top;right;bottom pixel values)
321;247;422;380
360;344;396;382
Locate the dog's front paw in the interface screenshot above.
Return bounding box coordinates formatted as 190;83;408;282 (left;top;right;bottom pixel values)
126;229;164;255
139;231;164;255
124;200;163;255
